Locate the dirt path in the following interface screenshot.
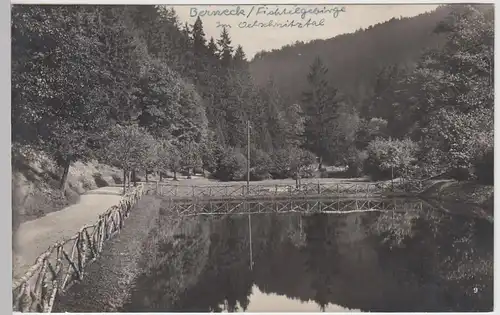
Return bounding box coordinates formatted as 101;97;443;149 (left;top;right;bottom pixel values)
13;186;125;279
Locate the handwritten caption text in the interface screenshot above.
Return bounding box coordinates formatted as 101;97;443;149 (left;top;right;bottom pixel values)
189;5;346;29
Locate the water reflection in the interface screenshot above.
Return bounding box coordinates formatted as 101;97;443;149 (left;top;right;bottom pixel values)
243;285;360;312
122;199;493;312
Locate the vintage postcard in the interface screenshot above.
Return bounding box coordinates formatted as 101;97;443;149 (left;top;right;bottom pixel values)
11;3;494;313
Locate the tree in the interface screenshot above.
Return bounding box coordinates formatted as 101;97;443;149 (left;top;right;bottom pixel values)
302;56;341;168
11;5;113;190
167;145;181;181
217;27;233;67
365;138;419;181
102;124;157;193
179;141;202;178
207;37;218;57
270;147;316;181
250;148;273;180
420;107;493;178
408;5;494;177
233;45;247;68
200;131;225;175
283;103;305;148
155;139;171;182
214;148;247;181
289;148;317;187
191;17;207;56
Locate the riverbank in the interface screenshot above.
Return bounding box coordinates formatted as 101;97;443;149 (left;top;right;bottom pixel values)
53;195;212;312
52;195;161;312
420;181;494;215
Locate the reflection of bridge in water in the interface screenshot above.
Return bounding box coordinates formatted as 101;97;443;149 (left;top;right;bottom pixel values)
166;198;426;217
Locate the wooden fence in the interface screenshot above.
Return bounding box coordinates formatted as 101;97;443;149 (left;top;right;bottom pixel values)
12;184;145;313
150;180;423;200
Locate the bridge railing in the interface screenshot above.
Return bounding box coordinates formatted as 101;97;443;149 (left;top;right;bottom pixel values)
148;180;424;199
12;184;145;313
168;198;425;216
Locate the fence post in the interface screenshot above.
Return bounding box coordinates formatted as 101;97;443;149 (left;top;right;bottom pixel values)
156;181;159;194
317;182;321;194
275;185;278;195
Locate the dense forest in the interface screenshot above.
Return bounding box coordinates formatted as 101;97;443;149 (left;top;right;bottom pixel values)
250;4;493;182
11;4;494;188
250;5;451;107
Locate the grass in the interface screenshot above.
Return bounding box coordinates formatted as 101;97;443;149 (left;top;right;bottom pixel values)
53;195;161;312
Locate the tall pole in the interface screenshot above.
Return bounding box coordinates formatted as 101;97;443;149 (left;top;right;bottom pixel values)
247;120;250;193
248;212;253;270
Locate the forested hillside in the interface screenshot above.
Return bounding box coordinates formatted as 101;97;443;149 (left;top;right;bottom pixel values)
249;5;453;108
12;5;311;185
251;4;493;181
11;3;494;222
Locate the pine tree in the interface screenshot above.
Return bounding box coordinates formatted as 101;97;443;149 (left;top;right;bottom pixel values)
302;56;341;168
207;37;218;58
217;27;233;67
233;45;247;68
191;17;207;56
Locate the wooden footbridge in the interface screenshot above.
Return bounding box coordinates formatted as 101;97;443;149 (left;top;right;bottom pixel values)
164;198;426;217
146;180;423;201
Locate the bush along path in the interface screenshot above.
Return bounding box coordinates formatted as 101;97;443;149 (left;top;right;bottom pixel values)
12;184;145;313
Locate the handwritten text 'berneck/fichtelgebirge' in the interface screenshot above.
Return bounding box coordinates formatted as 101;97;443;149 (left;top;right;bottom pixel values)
189;5;346;29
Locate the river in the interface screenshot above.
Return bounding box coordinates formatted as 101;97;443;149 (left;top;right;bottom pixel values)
117;198;493;312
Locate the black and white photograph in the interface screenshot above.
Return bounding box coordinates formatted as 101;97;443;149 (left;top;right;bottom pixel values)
11;3;494;313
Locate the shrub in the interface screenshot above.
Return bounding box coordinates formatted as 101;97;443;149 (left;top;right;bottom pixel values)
78;175;95;190
111;173;123;184
364;138;418;181
271;147;316;179
270;149;293;179
292;148;317;178
421;107;493;179
346;149;367;177
201;140;225;174
250;149;273;181
93;173;109;187
214;148;247;181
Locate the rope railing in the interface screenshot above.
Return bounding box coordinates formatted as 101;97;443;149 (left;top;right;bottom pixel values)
12;184;145;313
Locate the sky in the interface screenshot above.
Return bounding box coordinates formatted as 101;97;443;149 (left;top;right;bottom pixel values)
174;4;440;59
